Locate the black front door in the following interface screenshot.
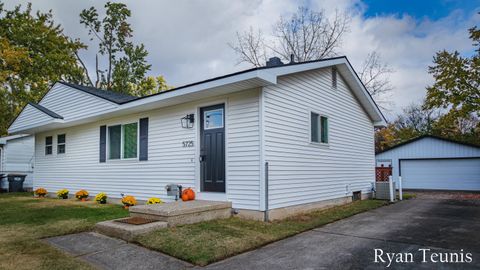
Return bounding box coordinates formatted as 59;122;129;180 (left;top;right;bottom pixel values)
200;104;225;192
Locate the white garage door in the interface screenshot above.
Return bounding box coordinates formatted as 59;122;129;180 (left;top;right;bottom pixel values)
401;158;480;191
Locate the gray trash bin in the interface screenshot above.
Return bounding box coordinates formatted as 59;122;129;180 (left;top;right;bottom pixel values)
8;174;26;192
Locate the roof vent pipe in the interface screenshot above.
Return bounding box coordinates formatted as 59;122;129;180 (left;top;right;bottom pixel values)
266;57;284;67
289;54;295;64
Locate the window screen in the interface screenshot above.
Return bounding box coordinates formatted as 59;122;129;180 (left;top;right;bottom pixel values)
123;123;138;159
311;112;319;143
45;136;53;155
57;134;66;154
108;125;121;159
321;116;328;143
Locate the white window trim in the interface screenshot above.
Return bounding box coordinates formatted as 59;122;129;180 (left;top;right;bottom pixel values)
309;111;329;147
106;121;139;161
57;134;66;155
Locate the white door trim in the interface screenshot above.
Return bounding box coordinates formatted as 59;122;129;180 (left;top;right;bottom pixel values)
194;98;229;201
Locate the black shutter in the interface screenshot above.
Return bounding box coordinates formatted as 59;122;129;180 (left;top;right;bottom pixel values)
139;118;149;161
100;125;106;163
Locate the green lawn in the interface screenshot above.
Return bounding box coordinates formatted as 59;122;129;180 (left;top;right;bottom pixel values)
1;193;388;268
136;199;388;266
0;193;129;270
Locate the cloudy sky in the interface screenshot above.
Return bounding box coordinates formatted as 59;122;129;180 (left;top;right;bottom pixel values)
4;0;480;119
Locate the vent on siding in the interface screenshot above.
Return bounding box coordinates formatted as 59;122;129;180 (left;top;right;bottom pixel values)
353;191;362;201
332;67;337;89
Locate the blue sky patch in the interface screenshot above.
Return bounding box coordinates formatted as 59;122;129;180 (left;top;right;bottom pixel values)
361;0;480;20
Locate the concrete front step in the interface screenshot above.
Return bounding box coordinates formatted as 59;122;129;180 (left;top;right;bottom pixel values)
129;200;232;226
95;218;168;241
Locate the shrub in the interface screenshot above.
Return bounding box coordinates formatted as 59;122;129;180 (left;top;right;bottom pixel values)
95;192;108;204
146;197;163;205
34;188;47;197
121;195;137;207
75;190;89;200
56;189;69;199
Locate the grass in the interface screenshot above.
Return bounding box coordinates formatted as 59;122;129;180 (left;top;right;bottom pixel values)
402;193;417;200
0;192;129;270
136;199;388;266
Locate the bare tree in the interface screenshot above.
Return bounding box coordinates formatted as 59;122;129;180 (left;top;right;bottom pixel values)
230;7;350;67
229;27;266;67
358;52;395;109
271;8;350;62
230;6;394;110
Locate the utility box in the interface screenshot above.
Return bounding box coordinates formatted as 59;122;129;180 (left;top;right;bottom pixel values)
375;181;394;200
165;184;182;200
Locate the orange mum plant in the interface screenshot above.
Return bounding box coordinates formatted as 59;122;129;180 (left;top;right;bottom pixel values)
75;190;89;200
121;195;137;207
34;188;47;197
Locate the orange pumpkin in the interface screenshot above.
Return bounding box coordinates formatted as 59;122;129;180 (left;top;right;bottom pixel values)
182;188;195;201
181;193;189;201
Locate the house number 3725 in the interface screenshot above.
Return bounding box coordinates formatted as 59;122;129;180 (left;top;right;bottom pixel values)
182;141;194;147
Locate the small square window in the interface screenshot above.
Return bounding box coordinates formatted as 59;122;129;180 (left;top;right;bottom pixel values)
45;136;53;155
57;134;66;154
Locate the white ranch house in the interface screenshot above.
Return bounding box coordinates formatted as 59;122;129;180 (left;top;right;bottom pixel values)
9;56;386;219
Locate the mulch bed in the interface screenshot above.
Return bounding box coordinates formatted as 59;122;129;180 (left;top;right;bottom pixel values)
115;217;157;225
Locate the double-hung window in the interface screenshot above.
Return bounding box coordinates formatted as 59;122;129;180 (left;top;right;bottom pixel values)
57;134;66;154
311;112;329;144
45;136;53;155
108;122;138;160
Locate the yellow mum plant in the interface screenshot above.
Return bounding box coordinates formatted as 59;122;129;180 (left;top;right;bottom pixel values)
34;188;47;197
95;192;107;204
75;189;89;200
121;195;137;207
146;197;163;205
56;189;69;199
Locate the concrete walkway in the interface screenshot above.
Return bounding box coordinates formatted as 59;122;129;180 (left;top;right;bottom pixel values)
45;232;192;270
46;197;480;270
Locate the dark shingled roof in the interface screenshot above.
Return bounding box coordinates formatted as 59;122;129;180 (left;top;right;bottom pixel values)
28;102;63;119
59;82;138;104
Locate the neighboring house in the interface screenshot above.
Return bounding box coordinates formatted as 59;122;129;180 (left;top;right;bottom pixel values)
8;56;386;219
0;134;35;191
376;135;480;191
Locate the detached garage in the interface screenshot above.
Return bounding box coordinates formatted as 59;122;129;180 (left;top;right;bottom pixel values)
376;135;480;191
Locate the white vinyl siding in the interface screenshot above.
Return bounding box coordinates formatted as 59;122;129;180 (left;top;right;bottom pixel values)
39;83;118;121
33;89;261;210
263;68;375;209
1;136;34;189
9;104;54;131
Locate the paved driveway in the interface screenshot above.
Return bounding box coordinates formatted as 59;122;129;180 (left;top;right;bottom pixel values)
204;196;480;269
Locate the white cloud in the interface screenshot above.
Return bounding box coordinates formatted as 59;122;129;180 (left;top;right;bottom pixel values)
3;0;479;120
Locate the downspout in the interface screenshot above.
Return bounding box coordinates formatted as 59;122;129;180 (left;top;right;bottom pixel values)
264;161;269;222
263;162;269;222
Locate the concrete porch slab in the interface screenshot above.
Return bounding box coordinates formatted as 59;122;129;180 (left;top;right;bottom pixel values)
95;218;168;241
129;200;232;226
